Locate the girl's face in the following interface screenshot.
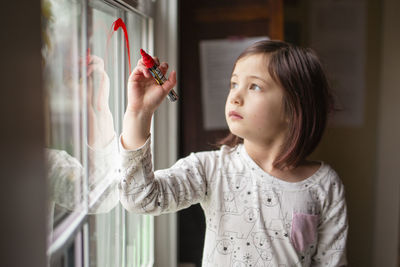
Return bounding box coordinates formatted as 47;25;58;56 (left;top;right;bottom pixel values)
225;54;288;145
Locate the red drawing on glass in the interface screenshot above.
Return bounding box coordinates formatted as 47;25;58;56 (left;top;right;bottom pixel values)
106;18;132;74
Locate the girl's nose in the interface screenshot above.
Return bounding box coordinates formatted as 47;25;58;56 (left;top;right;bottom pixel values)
230;90;243;105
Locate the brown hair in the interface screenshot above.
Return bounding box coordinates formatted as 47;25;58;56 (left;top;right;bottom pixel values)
218;40;334;169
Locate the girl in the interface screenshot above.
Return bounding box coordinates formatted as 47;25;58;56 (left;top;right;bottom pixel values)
119;40;348;266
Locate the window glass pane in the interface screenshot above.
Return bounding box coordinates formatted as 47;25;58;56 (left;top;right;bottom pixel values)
49;229;83;267
43;0;155;265
86;1;122;267
86;0;120;215
43;0;86;233
125;12;154;267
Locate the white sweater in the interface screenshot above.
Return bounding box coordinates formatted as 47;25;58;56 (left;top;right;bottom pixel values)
119;137;348;267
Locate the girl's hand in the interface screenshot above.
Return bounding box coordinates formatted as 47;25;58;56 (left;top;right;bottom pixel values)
121;57;176;150
86;54;115;149
126;57;177;117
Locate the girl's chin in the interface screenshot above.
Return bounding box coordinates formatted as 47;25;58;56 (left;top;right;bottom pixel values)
227;127;245;140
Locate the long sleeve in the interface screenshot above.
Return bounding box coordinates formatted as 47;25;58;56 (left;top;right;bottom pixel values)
312;174;348;266
46;148;84;211
46;135;120;214
87;135;120;213
119;136;209;215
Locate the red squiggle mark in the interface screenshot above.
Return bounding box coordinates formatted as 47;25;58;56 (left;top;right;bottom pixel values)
106;18;132;74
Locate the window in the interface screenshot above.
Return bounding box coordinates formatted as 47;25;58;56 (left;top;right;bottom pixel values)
42;0;155;265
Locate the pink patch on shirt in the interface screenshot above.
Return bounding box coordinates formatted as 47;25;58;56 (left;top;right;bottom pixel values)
291;212;319;252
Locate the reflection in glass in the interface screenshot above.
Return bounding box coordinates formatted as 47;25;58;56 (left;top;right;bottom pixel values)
42;0;119;247
87;3;122;267
42;0;154;266
125;11;155;267
42;0;85;229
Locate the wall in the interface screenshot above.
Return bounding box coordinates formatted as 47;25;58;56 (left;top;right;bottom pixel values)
373;0;400;265
0;1;47;267
284;0;382;265
307;0;400;265
311;0;381;265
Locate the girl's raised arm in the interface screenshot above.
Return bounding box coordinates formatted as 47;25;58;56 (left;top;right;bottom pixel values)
121;57;176;150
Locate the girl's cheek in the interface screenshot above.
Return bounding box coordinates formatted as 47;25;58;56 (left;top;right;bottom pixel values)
252;110;277;128
250;113;265;126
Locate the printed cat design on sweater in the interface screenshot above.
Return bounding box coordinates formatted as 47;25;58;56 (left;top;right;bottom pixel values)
206;210;220;233
254;251;274;267
238;186;257;207
309;188;325;203
232;261;246;267
261;190;281;207
232;246;259;267
331;219;347;250
166;174;204;207
252;231;272;250
232;251;273;267
120;141;348;266
216;172;249;214
227;173;248;194
143;157;153;173
251;231;273;267
156;191;173;211
279;212;293;231
121;165;147;195
140;191;156;213
221;191;238;212
207;239;235;267
313;243;343;267
320;198;345;224
219;207;260;239
267;219;290;241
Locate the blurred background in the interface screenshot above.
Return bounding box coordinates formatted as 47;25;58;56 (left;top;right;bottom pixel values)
1;0;399;266
177;1;399;267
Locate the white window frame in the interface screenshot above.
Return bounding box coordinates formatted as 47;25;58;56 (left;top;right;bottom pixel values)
152;1;179;266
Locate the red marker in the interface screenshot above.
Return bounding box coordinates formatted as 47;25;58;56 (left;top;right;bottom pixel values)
140;49;178;102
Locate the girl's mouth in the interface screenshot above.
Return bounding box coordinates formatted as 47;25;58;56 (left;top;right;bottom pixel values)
229;110;243;119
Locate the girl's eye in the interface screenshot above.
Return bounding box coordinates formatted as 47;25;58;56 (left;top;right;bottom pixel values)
230;82;238;89
250;84;262;91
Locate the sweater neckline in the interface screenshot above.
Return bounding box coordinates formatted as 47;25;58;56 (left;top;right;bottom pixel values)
237;144;328;190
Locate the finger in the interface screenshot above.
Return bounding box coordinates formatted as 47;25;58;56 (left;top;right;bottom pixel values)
137;58;151;71
158;62;169;75
139;66;152;79
153;57;160;66
88;54;103;64
134;65;151;78
137;58;145;66
87;62;106;79
161;70;177;93
87;64;105;78
129;65;151;83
